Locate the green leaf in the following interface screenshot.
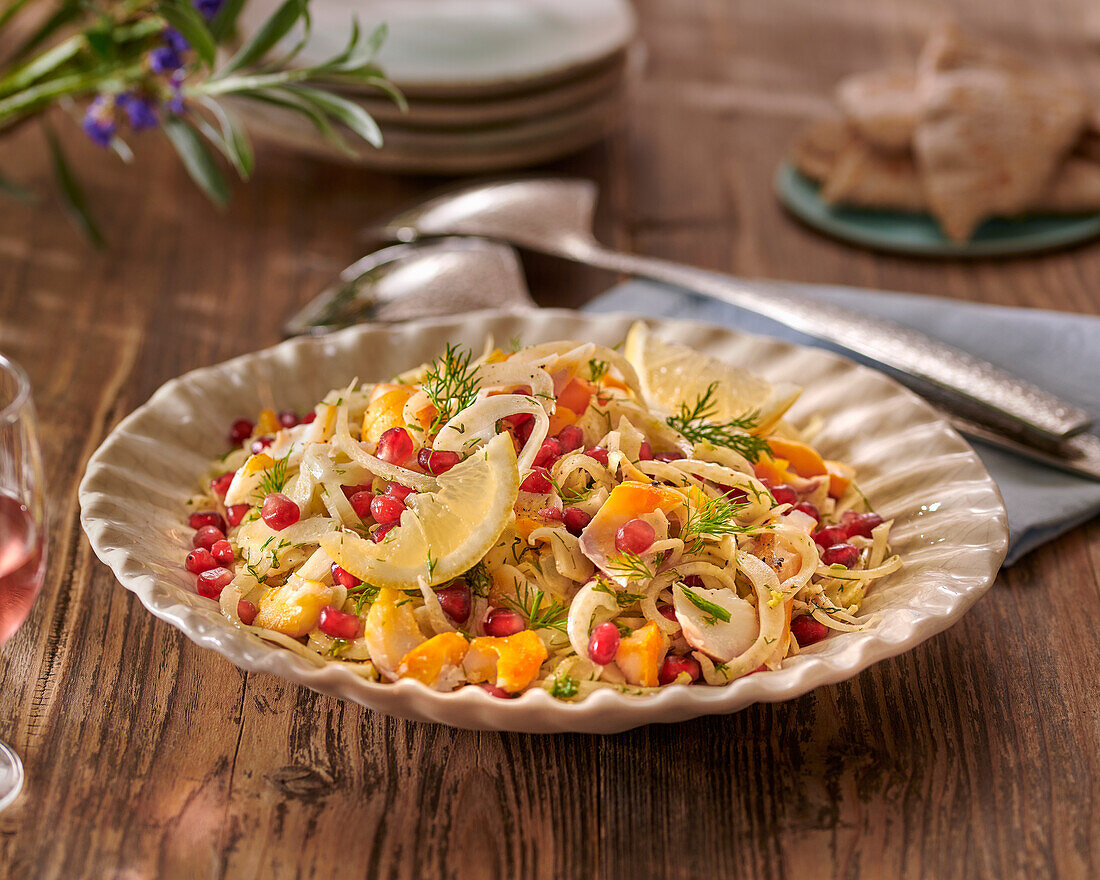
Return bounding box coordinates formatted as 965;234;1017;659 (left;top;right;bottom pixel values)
0;34;83;98
678;585;732;624
209;0;247;43
157;0;217;68
163;116;229;205
288;85;382;147
197;97;253;179
242;90;352;155
214;0;305;78
46;128;104;247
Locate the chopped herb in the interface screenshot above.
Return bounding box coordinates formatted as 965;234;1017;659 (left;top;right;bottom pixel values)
509;334;523;353
549;674;579;699
426;551;438;579
665;382;771;463
587;358;610;382
680;494;750;554
549;473;592;506
678;584;732;626
326;638;348;657
350;583;379;614
592;580;645;607
464;562;492;598
256;449;293;499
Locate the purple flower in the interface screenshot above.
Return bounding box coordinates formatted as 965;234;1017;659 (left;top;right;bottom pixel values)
117;93;159;130
148;45;183;74
81;96;115;147
194;0;224;20
163;28;190;54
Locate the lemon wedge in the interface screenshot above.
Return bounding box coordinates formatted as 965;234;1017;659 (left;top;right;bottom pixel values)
320;432;520;589
623;321;800;435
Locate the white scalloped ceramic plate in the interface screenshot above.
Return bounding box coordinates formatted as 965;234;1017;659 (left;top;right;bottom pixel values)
79;310;1008;733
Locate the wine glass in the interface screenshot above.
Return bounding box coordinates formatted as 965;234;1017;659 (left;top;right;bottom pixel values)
0;354;46;812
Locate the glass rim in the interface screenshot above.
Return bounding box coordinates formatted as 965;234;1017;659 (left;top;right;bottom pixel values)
0;353;31;425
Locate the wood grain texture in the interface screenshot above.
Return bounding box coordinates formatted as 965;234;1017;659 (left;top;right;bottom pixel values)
1;1;1098;877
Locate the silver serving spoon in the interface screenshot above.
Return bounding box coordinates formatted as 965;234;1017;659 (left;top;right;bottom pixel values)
283;236;535;337
379;177;1093;451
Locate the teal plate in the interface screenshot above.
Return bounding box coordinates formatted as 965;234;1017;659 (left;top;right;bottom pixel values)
775;163;1100;257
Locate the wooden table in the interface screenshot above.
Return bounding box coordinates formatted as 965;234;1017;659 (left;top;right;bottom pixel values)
2;2;1098;877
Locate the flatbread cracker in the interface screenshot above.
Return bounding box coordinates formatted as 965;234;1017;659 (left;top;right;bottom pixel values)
836;69;920;152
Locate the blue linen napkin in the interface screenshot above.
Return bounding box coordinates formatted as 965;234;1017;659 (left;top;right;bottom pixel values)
582;280;1100;565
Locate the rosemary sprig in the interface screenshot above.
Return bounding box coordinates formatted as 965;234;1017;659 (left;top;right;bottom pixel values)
678;583;731;626
503;581;568;635
421;343;480;435
680;494;750;555
666;382;771;463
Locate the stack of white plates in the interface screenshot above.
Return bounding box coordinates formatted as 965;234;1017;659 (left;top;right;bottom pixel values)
235;0;637;173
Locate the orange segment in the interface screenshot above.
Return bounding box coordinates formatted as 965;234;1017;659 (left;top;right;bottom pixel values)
257;408;280;435
825;460;856;498
254;577;333;638
362;386;416;442
615;621;668;687
547;405;579;435
463;630;548;692
557;377;594;416
764;438;828;478
399;632;470;687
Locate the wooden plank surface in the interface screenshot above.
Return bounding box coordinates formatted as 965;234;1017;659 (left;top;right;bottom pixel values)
1;1;1098;877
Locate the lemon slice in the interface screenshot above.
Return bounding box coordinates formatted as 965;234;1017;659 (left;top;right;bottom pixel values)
320;432;519;589
623;321;800;435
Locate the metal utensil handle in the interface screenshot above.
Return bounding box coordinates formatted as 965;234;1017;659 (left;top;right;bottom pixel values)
572;243;1092;444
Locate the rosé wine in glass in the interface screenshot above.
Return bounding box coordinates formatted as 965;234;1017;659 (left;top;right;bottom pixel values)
0;354;46;812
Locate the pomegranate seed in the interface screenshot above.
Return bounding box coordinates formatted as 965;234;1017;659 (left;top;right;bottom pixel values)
251;436;274;455
555;424;584;451
185;548;217;574
370;494;405;525
615;518;655;554
520;467;553;493
813;525;848;549
211;539;235;566
538;507;564;521
228;418;253;445
638;440;653;461
479;683;516;698
189;510;227;532
197;566;233;598
751;664;769;674
771;484;798;506
192;524;225;551
532;437;562;469
384;482;415;502
376;426;414;465
261;493;300;531
842;510;884;539
654;451;683;463
681;574;705;588
587;621;621;665
437;580;472;624
278;410;299;428
658;654;702;685
349;490;375;519
319;605;361;639
210;471;235;498
418;448;461;475
300;411;317;424
371;522;396;543
822;543;859;568
723;486;748;504
658;602;677;621
331;563;361;589
341;483;372;500
237;599;258;625
793;501;820;523
226;504;251;528
503;412;534;434
791;615;830;647
584;446;609;466
563;507;591;536
484;607;525;637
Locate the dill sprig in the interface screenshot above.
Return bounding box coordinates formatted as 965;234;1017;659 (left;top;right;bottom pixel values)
605;551;657;582
680;494;750;555
592;579;646;608
421;343;481;434
678;584;731;626
256;449;292;498
665;382;771;463
587;358;610;382
464;562;492;598
549;473;592;506
349;582;380;614
503;581;569;634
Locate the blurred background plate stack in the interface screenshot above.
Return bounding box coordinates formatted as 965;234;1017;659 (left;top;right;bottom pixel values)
234;0;638;173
